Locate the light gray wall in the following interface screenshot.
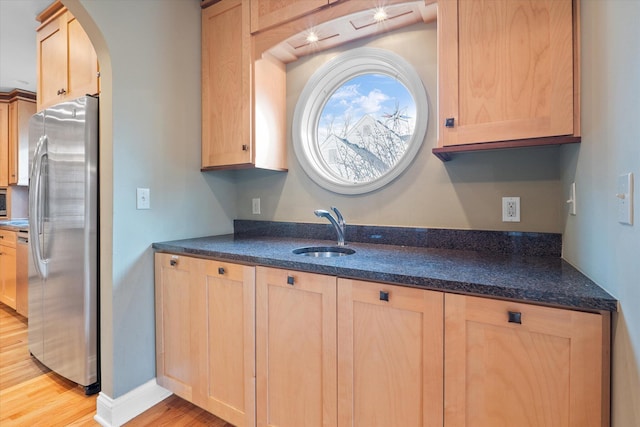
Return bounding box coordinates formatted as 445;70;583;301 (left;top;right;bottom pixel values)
66;0;237;398
236;22;564;233
561;1;640;425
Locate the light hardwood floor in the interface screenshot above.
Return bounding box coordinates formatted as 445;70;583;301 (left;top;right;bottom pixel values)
0;302;233;426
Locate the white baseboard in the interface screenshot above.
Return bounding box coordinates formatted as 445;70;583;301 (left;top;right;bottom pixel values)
94;379;172;427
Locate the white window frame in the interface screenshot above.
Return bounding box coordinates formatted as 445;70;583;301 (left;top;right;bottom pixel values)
292;47;429;195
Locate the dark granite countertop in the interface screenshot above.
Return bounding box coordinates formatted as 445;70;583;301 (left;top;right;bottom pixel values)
152;233;617;312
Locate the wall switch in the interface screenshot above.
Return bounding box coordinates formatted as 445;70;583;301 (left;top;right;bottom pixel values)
252;198;261;215
502;197;521;222
567;182;577;216
617;173;633;225
136;188;150;210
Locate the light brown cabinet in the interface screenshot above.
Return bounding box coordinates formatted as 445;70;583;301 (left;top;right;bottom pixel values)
435;0;580;159
256;266;337;427
444;293;609;427
36;2;99;112
0;229;17;310
155;253;199;400
8;98;36;186
1;92;35;187
250;0;333;33
0;102;8;187
192;259;256;427
337;278;443;427
155;253;256;426
201;0;286;171
156;254;609;427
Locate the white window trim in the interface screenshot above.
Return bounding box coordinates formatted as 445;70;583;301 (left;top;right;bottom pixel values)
292;47;429;195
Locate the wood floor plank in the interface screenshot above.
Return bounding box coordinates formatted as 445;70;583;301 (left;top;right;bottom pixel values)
0;302;237;426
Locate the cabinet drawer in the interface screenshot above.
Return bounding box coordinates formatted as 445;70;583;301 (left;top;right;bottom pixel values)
0;229;16;247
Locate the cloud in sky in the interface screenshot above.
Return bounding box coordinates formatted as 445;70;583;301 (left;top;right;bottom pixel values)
356;89;389;113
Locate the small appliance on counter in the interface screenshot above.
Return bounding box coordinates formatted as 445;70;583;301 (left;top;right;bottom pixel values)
0;188;7;217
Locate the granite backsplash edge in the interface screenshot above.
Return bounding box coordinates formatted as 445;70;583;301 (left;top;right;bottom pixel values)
234;220;561;258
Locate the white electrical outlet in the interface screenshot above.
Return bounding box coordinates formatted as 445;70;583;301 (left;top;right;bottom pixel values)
136;188;150;210
252;198;261;215
617;173;633;225
502;197;520;222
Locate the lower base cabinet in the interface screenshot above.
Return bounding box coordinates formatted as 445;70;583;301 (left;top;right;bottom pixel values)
155;253;255;427
256;267;338;427
0;229;17;310
444;293;610;427
155;254;610;427
337;278;443;427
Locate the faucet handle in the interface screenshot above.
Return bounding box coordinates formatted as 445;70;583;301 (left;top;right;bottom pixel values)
331;206;345;228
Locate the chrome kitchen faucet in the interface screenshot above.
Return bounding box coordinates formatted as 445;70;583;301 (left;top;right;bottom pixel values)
314;207;346;246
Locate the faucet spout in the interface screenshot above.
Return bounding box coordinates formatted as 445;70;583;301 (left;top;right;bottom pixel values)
314;208;346;246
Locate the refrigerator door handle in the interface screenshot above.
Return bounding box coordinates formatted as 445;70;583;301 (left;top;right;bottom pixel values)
29;135;49;279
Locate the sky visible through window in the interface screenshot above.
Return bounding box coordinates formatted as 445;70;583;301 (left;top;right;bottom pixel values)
317;73;417;182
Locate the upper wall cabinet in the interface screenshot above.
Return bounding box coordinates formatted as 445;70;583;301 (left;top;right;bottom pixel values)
250;0;336;33
8;97;36;186
0;91;36;187
0;102;8;187
434;0;580;161
201;0;287;171
36;1;99;112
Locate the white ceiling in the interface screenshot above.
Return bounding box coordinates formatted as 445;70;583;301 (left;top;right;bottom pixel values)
0;0;53;93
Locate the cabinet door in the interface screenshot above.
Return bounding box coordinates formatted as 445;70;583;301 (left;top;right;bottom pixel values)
8;99;36;186
0;102;8;187
439;0;575;147
193;260;256;427
36;10;99;112
154;252;200;401
250;0;329;33
202;0;252;168
337;279;443;427
0;244;17;310
444;294;609;427
256;267;337;427
66;15;99;100
37;12;68;112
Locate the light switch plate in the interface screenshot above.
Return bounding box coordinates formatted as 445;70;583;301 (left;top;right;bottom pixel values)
137;188;150;210
617;173;633;225
567;182;577;216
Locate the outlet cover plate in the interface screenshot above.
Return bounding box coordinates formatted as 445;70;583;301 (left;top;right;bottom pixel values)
502;197;521;222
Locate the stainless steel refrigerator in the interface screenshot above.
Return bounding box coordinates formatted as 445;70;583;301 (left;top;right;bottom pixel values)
28;96;99;395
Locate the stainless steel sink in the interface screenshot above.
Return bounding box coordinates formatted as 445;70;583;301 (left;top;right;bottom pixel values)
292;246;356;257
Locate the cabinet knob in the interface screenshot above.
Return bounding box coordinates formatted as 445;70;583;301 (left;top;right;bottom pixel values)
508;311;522;324
57;88;67;95
169;257;178;267
218;267;225;275
445;117;455;128
286;275;294;285
379;291;390;301
242;144;249;151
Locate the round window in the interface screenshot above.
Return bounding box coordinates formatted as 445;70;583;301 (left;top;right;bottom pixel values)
293;47;428;194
